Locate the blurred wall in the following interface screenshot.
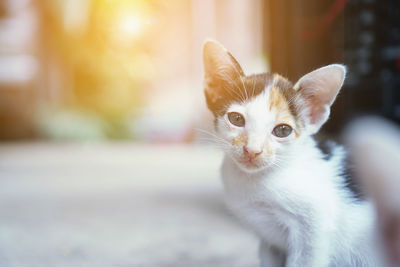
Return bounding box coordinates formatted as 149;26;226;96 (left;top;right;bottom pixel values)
0;0;265;142
0;0;39;139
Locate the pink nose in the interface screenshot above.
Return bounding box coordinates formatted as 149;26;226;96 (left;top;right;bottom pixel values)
243;146;263;159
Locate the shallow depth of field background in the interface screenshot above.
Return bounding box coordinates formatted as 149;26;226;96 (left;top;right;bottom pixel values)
0;0;399;266
0;0;266;142
0;1;266;266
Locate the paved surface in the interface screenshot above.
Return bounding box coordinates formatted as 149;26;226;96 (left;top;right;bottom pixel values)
0;143;258;267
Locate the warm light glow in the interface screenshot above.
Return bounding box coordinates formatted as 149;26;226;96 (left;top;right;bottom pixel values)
118;14;144;38
110;8;152;46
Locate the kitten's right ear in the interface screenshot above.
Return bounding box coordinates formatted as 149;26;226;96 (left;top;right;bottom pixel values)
294;64;346;134
203;40;244;114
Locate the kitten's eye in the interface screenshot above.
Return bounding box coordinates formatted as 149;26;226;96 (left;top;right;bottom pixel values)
227;112;245;127
272;124;293;138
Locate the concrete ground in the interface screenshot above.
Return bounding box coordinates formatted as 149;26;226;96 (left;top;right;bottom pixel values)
0;143;258;267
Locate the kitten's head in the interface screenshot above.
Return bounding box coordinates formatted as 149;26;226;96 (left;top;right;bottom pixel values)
203;40;346;173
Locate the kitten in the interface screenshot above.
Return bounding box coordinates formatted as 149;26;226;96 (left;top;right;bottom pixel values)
202;40;383;267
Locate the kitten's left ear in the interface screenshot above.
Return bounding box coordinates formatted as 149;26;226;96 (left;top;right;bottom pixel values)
294;64;346;134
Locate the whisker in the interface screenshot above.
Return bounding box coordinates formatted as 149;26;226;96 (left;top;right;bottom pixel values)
252;75;256;97
227;60;249;101
219;71;246;102
195;128;231;145
221;82;246;102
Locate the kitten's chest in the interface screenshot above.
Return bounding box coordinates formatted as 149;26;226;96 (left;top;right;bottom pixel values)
222;172;293;247
229;196;290;247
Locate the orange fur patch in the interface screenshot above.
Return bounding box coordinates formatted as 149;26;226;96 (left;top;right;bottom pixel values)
269;77;299;136
269;86;294;122
269;86;288;112
262;145;273;156
232;134;247;146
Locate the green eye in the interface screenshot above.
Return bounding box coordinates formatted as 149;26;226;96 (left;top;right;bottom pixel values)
227;112;245;127
272;124;293;138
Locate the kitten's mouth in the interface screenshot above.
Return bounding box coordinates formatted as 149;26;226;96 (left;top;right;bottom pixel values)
243;157;256;165
238;156;264;171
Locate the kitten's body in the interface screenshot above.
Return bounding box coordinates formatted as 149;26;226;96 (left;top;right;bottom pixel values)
222;139;377;266
202;40;383;266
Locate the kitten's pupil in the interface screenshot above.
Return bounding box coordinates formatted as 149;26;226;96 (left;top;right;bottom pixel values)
228;112;245;127
273;124;292;138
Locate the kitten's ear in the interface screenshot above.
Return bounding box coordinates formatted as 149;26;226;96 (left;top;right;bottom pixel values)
203;40;244;112
294;64;346;134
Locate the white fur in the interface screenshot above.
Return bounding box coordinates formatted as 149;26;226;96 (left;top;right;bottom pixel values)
214;89;383;267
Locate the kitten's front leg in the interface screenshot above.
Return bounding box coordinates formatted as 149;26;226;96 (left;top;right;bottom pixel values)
259;241;286;267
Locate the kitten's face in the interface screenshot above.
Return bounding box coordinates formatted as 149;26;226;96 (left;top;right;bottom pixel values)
215;75;302;172
203;40;346;173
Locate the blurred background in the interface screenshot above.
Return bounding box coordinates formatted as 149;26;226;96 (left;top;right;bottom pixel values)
0;0;399;141
0;0;265;141
0;0;399;266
